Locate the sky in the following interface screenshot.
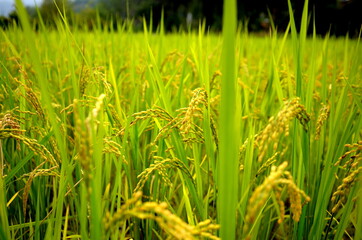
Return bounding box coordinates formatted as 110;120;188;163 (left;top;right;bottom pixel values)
0;0;43;16
10;0;43;6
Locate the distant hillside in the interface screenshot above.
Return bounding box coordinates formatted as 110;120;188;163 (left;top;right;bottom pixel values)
72;0;99;13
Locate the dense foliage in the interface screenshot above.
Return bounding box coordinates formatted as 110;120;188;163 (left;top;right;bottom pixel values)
0;0;361;239
1;0;361;35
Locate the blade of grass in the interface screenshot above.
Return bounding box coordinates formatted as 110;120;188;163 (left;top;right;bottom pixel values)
0;176;10;240
356;180;362;240
15;1;70;239
218;0;239;238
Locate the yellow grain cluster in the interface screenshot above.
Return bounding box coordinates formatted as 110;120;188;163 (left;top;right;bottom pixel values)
243;162;310;239
255;98;310;161
0;113;59;216
160;50;184;73
131;88;210;145
134;156;192;193
332;141;362;213
79;66;112;96
131;107;173;127
331;166;362;213
315;103;330;140
179;88;208;135
279;65;295;90
61;95;101;115
1;113;22;177
334;141;362;168
256;152;279;176
0;129;56;166
0;113;21;134
107;103;123;130
210;70;222;92
73;99;93;195
104;191;219;240
13;78;45;120
102;138;126;162
186;57;198;78
22;164;59;217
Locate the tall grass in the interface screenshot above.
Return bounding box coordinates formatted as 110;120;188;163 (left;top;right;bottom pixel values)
218;0;239;239
0;0;361;239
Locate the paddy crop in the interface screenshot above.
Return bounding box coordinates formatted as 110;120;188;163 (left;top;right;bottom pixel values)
0;0;361;239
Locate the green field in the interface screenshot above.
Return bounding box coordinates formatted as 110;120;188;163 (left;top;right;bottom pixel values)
0;0;361;239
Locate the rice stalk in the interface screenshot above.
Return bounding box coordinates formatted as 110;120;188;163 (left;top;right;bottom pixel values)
104;191;220;240
134;156;193;193
332;141;362;214
0;131;57;166
315;103;330;140
131;88;210;145
243;162;310;239
255;97;310;161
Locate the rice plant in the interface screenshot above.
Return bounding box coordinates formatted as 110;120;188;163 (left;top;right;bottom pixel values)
0;0;361;239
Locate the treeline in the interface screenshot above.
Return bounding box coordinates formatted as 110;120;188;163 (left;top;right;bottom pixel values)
1;0;361;36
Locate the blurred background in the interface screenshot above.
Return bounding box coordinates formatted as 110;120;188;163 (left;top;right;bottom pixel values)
0;0;361;36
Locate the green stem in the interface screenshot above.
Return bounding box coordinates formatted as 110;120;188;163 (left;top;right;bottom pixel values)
218;0;239;238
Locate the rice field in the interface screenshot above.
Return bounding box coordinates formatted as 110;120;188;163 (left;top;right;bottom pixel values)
0;0;361;239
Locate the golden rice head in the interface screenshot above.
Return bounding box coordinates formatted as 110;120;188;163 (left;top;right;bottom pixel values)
166;88;209;146
0;130;57;167
134;157;192;193
315;103;330;140
0;113;21;134
131;107;179;144
131;107;173;127
255;98;310;161
160;50;180;73
186;57;198;78
243;162;310;238
13;78;45;120
0;114;58;216
73;99;93;195
331;166;362;213
22;164;59;217
179;88;208;136
107;104;123;130
72;94;107;195
131;96;207;145
243;162;288;237
104;191;219;240
79;66;112;96
280;172;311;222
332;141;362;213
334;141;362;168
210;70;222;92
274;187;285;224
256;152;279;176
